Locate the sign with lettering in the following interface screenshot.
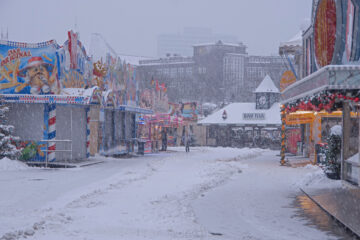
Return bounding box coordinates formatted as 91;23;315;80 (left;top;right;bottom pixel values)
280;70;296;92
243;113;265;120
0;40;61;95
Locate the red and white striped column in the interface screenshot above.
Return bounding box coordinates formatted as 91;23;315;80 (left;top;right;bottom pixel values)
48;103;56;162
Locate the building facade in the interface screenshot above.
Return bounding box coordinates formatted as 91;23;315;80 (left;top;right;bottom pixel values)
138;41;286;104
138;56;195;102
224;54;286;102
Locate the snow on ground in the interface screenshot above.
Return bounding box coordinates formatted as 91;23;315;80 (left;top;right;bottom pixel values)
0;147;339;240
0;157;29;171
296;164;342;190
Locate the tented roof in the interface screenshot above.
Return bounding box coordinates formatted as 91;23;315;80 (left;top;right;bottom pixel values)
254;75;279;93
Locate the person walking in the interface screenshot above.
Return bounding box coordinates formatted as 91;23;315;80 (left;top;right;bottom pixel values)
161;128;168;151
183;132;190;152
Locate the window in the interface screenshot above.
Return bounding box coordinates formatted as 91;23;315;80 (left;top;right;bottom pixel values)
198;67;206;74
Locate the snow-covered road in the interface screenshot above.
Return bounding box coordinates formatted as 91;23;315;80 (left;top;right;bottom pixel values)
0;147;338;240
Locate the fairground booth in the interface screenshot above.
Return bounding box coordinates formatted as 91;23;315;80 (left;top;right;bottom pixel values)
169;101;205;147
0;30;151;165
281;0;360;185
0;34;94;164
142;113;183;153
138;86;182;153
199;75;281;148
94;58;152;156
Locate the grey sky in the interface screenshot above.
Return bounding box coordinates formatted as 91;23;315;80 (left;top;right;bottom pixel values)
0;0;312;57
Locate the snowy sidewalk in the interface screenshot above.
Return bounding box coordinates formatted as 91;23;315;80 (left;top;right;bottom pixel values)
301;185;360;237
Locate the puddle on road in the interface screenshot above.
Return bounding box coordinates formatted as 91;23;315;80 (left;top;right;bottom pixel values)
292;194;359;240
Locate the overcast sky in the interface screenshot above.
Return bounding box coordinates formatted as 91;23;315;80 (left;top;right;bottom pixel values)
0;0;312;57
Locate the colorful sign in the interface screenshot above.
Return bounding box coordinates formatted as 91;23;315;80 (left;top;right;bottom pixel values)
68;31;78;69
180;102;198;121
0;40;61;95
61;32;92;89
168;102;182;116
314;0;337;67
140;89;153;109
92;55;139;108
286;113;314;125
280;70;296;92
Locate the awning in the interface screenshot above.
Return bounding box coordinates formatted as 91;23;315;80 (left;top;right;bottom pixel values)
282;65;360;104
144;113;183;126
0;94;92;105
117;105;153;114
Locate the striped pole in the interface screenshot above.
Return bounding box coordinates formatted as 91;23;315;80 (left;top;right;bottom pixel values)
280;105;286;166
48;103;56;162
86;107;90;158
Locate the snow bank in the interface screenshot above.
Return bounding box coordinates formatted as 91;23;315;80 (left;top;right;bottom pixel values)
0;157;29;171
297;165;341;189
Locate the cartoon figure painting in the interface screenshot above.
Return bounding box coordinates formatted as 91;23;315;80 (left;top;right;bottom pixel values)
18;56;58;94
0;40;60;95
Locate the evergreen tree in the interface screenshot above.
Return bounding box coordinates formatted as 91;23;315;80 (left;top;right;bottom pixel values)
0;104;21;160
323;128;341;179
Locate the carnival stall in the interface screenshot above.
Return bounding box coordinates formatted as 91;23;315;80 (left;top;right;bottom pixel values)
92;54;152;156
0;33;94;164
280;0;360;185
0;30;152;164
171;101;205;146
142;113;183;152
138;83;186;152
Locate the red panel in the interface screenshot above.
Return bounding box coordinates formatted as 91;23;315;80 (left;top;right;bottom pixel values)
314;0;337;67
286;128;301;154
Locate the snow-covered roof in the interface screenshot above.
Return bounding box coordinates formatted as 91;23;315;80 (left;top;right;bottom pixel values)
254;75;280;93
198;102;281;126
279;31;302;48
61;86;99;97
118;54;154;66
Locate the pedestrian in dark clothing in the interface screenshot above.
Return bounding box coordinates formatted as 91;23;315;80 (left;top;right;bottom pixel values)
183;132;190;152
161;129;168;151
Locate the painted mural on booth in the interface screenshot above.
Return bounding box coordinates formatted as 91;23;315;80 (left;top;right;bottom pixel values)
168;102;199;121
59;31;92;89
96;54;138;107
0;40;61;95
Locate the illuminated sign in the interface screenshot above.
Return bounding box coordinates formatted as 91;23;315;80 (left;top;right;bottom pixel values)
280;70;296;92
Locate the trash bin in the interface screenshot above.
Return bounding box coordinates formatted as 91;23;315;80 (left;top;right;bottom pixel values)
296;142;302;156
137;140;145;155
